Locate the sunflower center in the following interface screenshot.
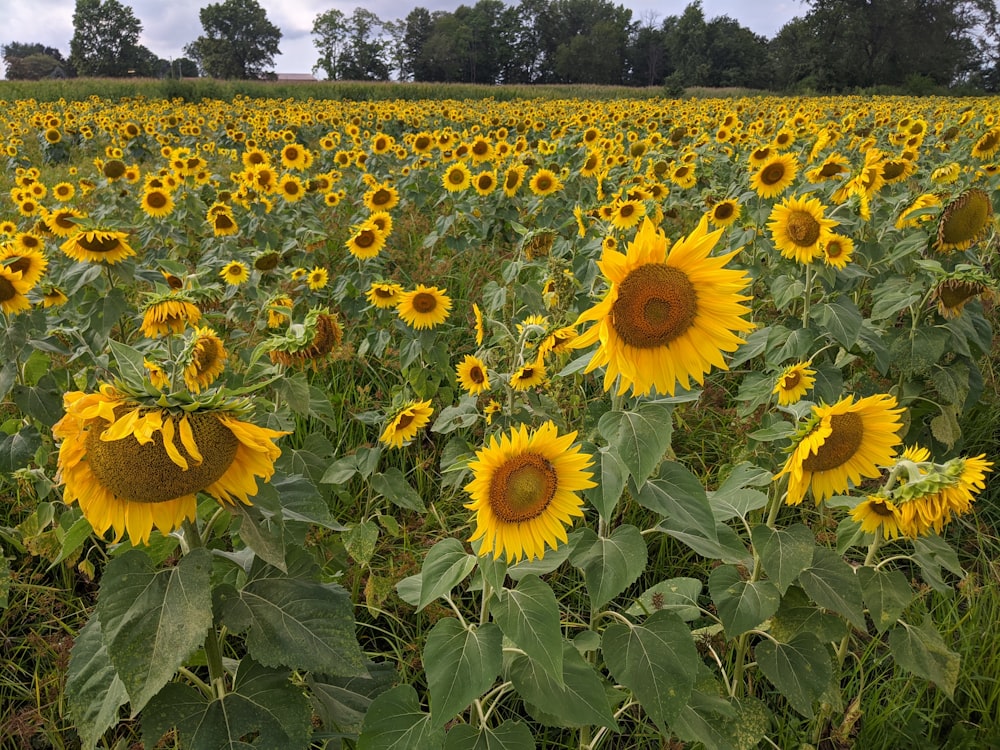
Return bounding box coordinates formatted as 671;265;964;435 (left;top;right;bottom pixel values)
535;176;552;191
372;188;391;205
6;256;30;275
193;337;224;371
868;499;896;518
146;191;169;209
714;203;734;220
469;365;485;384
611;263;697;349
937;281;981;309
76;234;122;253
819;162;845;177
411;292;437;313
447;169;466;186
781;371;801;389
786;210;821;247
489;452;557;522
215;214;235;230
940;191;991;244
802;412;864;472
760;163;786;185
374;287;395;299
355;230;376;248
619;204;636;218
396;413;414;430
505;171;520;189
0;276;16;302
978;131;999;152
85;411;239;503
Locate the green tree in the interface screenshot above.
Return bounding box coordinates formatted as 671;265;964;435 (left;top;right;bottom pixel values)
547;0;633;84
705;16;771;88
337;8;389;81
312;8;347;80
186;0;281;79
402;7;435;81
664;2;711;87
2;43;66;79
68;0;146;77
626;12;668;86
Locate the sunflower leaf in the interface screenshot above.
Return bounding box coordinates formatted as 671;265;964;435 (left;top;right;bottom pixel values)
108;338;147;389
97;547;213;715
816;297;862;349
888;619;960;700
424;618;502;727
308;661;397;740
65;614;129;750
597;401;674;484
492;574;563;683
570;525;647;611
858;566;913;634
406;537;477;612
444;720;536;750
142;658;312;750
755;632;833;718
751;523;816;594
709;565;782;637
358;684;444;750
372;468;426;512
797;547;866;630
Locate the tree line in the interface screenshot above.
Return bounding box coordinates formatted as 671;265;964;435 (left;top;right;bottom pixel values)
4;0;1000;92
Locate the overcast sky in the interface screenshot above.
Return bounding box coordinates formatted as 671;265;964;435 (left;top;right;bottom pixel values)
3;0;804;77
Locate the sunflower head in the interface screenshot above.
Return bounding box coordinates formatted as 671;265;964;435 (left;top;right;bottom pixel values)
379;400;434;449
935;189;993;252
140;292;202;338
60;229;136;265
266;308;343;368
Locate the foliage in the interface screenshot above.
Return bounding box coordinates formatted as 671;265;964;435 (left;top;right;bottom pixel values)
185;0;282;80
68;0;151;78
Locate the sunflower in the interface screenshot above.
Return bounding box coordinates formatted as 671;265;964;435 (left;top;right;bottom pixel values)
307;266;329;291
502;165;528;197
45;207;86;238
379;400;434;449
266;295;294;328
41;286;68;308
207;203;239;237
768;194;838;265
510;357;547;391
971;128;1000;160
571;216;753;397
895;193;942;229
140;293;202;338
464;421;595;562
608;199;645;230
397;285;452;330
140;187;175;218
750;153;798;198
456;354;491;395
220;260;250;286
280;143;313;170
277;174;306;202
346;223;387;260
776;393;904;506
851;495;906;540
669;163;697;189
805;152;851;183
538;326;578;358
53;385;287;544
529;168;563;196
472;170;498;196
183;327;228;393
934;188;993;252
267;309;343;368
442;162;472;193
364;182;399;211
144;359;171;390
52;182;76;201
931;270;996;319
473;302;485;345
707;199;741;228
0;245;48;287
822;233;855;269
0;266;31;315
60;230;135;264
773;361;816;406
366;281;403;309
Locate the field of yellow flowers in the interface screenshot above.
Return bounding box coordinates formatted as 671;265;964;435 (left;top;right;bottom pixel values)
1;88;998;750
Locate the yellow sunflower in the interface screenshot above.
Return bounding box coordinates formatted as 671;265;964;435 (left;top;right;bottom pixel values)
0;266;31;315
364;182;400;211
267;295;294;328
60;230;135;264
140;294;202;338
776;393;904;506
307;266;329;291
750;153;798;199
41;287;68;308
366;281;404;309
473;303;485;345
932;272;995;319
464;421;595;562
45;207;86;238
346;223;387;260
934;188;993;252
822;233;855;269
851;495;906;540
207;203;239;237
529;168;563;196
379;400;434;449
53;385;287;544
608;199;645;230
183;327;228;393
502;165;528;197
510;357;547;391
397;285;452;330
1;245;48;287
472;170;498;196
220;260;250;286
895;193;942;229
456;354;491;395
707;199;741;228
140;188;175;218
277;174;306;203
767;194;838;265
571;216;754;397
773;360;816;406
144;359;171;390
442;162;472;193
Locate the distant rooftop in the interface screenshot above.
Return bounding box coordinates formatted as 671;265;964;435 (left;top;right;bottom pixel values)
274;73;317;82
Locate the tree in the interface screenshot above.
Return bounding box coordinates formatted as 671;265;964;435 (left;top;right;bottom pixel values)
337;8;389;81
312;8;347;80
626;11;668;86
705;16;771;88
402;7;435;81
3;43;66;79
186;0;281;79
68;0;146;77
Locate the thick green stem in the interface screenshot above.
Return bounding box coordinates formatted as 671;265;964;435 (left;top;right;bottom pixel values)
182;519;227;700
802;263;813;327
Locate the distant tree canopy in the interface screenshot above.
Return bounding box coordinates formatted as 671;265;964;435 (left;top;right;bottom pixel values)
185;0;281;79
4;0;1000;89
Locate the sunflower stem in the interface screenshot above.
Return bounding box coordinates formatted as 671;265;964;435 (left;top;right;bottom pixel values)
802;263;813;327
182;518;228;699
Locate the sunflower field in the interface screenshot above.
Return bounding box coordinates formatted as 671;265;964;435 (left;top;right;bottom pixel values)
1;85;998;750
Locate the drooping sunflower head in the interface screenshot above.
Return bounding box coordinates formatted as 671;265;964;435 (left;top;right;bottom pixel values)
267;308;343;368
931;268;996;319
140;292;202;338
773;360;816;406
379;399;434;449
182;327;228;394
464;421;595;562
572;216;754;397
934;188;993;253
53;385;287;544
60;230;136;265
396;284;452;330
777;393;904;506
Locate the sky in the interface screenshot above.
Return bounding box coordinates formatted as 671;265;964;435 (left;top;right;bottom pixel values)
3;0;804;77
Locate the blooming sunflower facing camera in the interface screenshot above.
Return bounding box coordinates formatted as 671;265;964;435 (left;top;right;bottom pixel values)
60;229;135;264
53;384;287;544
571;215;754;397
397;284;452;330
776;393;904;506
464;421;595;562
379;400;434;449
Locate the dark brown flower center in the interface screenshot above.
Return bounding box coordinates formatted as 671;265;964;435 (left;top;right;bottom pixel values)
786;210;821;247
611;263;697;349
412;292;437;313
801;412;864;472
0;276;17;302
146;191;169;209
760;162;787;185
488;452;557;522
76;234;122;253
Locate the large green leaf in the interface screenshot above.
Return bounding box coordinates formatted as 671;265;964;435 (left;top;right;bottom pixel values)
424;619;503;727
597;401;674;484
583;445;628;522
858;566;913;634
708;565;781;637
108;338;148;389
65;615;129;749
308;661;398;739
797;547;866;630
11;376;64;427
602;609;699;731
626;577;703;621
509;644;619;730
395;537;477;611
0;424;41;473
635;461;716;540
816;297;862;349
371;467;426;512
888;619;960;700
751;523;816;594
492;575;563;681
769;586;850;644
755;632;832;718
444;721;535;750
142;659;312;750
656;520;751;566
569;525;647;611
358;684;445;750
219;549;366;677
97;548;212;714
